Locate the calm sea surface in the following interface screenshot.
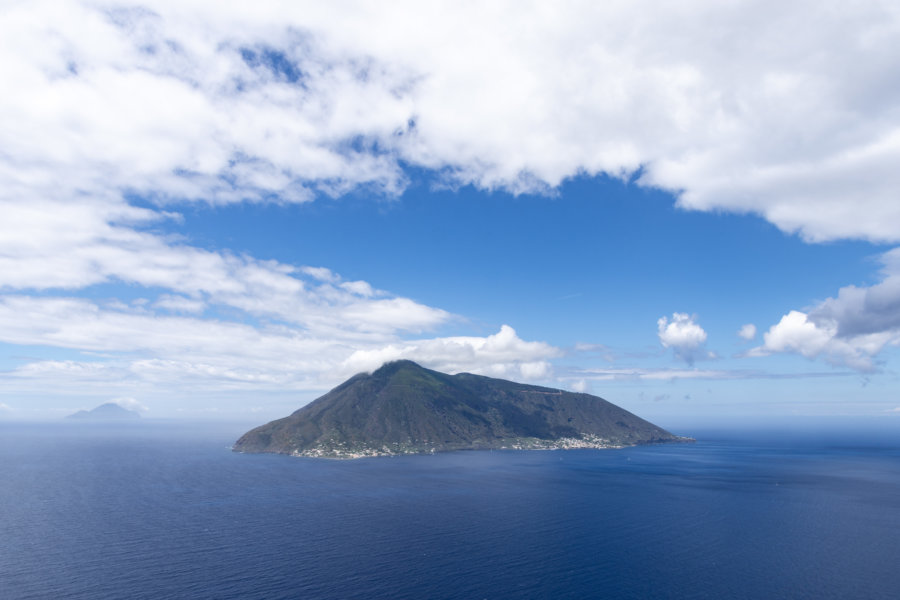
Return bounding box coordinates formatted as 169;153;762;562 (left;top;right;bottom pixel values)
1;421;898;599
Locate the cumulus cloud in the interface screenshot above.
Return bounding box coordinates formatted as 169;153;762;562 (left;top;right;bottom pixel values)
809;247;900;337
751;249;900;371
657;313;711;365
750;310;897;372
338;325;560;381
750;310;887;371
1;1;899;241
738;324;757;341
570;379;591;393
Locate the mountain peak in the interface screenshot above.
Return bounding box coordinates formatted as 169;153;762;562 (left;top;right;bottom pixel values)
67;402;141;420
371;359;425;376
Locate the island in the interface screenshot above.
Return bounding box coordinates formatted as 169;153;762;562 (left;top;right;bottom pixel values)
234;360;691;458
67;402;141;420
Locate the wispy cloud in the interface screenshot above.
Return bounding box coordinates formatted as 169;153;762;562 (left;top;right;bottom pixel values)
0;197;450;336
568;367;733;383
563;366;855;384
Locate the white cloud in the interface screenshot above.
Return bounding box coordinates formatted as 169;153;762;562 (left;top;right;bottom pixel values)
112;397;148;412
753;311;834;358
1;1;899;241
657;313;711;365
570;379;591;393
301;267;338;283
751;310;896;372
738;324;757;341
751;249;900;370
340;281;376;298
339;325;560;381
0;1;410;209
154;294;206;314
572;367;733;382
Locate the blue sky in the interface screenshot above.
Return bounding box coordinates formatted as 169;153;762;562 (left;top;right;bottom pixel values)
1;1;899;426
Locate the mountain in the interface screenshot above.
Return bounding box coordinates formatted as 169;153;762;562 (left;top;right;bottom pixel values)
67;402;141;420
234;360;689;458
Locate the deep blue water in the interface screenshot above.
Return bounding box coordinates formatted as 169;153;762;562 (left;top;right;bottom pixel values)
1;422;898;600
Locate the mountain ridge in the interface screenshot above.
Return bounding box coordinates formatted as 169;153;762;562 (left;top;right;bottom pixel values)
234;360;690;458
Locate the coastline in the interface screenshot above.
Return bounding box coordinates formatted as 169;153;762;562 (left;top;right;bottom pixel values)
238;434;695;460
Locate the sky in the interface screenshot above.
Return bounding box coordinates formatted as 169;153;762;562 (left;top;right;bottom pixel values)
1;0;899;427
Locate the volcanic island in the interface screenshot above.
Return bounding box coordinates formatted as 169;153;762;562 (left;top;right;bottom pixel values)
234;360;691;459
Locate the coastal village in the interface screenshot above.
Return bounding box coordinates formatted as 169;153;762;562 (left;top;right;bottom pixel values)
286;434;636;460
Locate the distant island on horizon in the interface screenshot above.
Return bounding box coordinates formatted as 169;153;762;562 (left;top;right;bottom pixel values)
67;402;141;421
234;360;691;459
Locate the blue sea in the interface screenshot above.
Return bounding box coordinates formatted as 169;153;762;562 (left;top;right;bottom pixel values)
1;421;898;599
